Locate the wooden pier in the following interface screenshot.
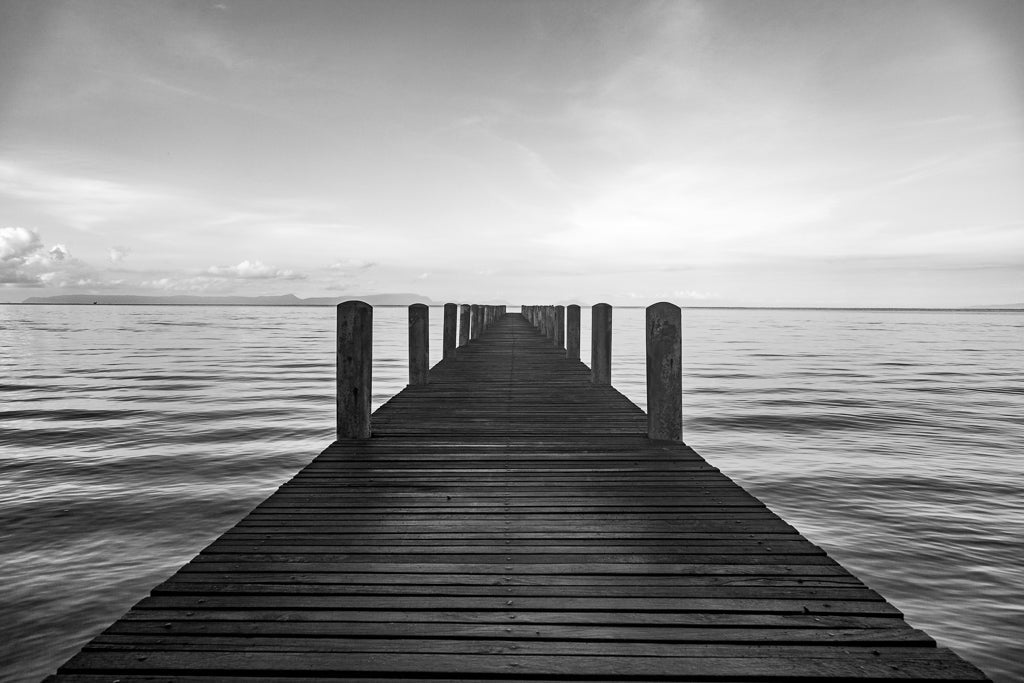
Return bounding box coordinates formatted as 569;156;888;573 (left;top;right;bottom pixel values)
47;307;988;681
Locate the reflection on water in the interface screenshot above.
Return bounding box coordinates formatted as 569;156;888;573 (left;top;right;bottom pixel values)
0;305;1021;681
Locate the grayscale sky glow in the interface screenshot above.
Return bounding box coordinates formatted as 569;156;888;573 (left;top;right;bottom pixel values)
1;0;1022;306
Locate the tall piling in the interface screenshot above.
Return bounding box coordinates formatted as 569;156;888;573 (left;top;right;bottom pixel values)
566;304;581;360
646;302;682;442
458;304;470;347
409;303;429;386
336;300;372;439
591;303;612;385
470;304;481;340
443;303;457;360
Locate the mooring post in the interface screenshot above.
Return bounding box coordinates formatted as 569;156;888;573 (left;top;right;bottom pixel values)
458;304;470;347
470;304;481;340
336;300;372;439
591;303;612;384
566;304;580;360
443;303;457;360
554;305;565;349
409;303;429;386
646;302;682;442
545;306;555;340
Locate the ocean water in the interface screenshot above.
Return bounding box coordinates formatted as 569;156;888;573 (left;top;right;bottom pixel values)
1;304;1021;682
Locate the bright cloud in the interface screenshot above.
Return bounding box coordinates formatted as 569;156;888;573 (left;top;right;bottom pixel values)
0;227;46;285
0;226;43;261
1;227;101;287
205;260;305;280
0;161;173;231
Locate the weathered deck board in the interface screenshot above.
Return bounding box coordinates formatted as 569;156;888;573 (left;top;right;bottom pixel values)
47;313;989;681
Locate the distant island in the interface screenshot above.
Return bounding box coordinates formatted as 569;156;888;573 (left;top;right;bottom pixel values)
21;293;442;306
970;302;1024;310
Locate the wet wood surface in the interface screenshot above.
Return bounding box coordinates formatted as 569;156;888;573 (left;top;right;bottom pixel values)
48;313;988;681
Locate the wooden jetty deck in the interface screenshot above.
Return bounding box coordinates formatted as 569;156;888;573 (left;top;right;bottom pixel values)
48;311;988;681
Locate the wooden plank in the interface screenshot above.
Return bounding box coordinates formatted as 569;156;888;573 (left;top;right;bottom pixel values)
131;595;902;615
85;638;949;658
58;650;989;679
114;608;911;628
101;622;936;645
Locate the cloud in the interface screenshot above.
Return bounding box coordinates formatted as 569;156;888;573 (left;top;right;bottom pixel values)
0;226;43;261
672;289;716;301
542;160;841;268
1;227;45;285
138;261;304;292
0;160;173;231
205;259;305;280
328;258;376;271
140;276;217;293
109;246;130;263
49;244;70;261
1;227;104;288
2;227;309;295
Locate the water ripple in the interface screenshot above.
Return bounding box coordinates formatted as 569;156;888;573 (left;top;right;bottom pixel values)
0;305;1020;682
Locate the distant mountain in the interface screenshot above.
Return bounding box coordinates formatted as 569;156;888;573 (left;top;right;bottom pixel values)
22;293;439;306
968;303;1024;310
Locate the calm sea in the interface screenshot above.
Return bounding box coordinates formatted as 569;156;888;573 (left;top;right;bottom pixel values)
1;304;1021;682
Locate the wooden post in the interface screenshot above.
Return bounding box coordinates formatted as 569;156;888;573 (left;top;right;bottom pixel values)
458;304;470;347
470;304;481;340
409;303;429;386
646;302;682;442
566;304;580;360
554;305;565;349
336;300;372;439
443;303;457;360
591;303;612;385
545;306;555;340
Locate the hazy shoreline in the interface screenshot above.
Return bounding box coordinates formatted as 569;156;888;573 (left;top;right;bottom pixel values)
6;301;1023;312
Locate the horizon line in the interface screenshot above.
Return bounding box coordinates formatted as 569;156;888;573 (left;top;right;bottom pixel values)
6;302;1023;312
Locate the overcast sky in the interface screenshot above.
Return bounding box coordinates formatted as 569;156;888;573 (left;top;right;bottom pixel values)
1;0;1021;306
